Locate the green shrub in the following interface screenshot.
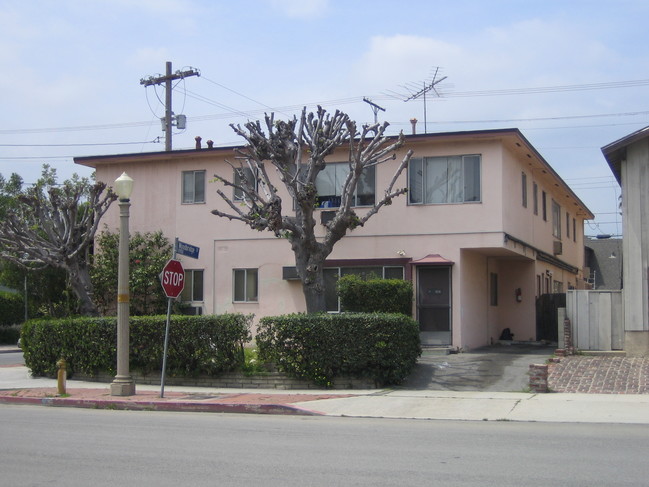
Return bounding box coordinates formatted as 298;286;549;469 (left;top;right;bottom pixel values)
337;274;413;316
0;291;24;326
21;314;252;378
0;324;21;345
256;313;421;387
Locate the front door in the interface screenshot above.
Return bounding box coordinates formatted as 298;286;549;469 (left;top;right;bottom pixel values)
417;266;452;345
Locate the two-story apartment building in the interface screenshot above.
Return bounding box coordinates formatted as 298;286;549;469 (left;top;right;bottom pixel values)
75;128;593;350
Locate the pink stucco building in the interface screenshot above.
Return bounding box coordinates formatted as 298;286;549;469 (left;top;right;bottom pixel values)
75;128;593;350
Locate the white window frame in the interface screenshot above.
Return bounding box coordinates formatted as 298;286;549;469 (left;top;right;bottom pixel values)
181;269;204;302
408;155;481;205
233;268;258;303
182;170;206;204
233;166;258;201
552;199;562;239
315;162;376;208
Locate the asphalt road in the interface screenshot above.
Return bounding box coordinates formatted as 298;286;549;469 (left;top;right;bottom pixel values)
1;406;647;486
0;350;23;366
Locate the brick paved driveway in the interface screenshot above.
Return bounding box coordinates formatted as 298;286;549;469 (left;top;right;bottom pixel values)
549;356;649;394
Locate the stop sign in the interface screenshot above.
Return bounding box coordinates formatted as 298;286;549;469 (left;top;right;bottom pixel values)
161;259;185;298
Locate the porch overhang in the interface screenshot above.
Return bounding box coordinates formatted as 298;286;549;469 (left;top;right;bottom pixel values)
410;254;454;266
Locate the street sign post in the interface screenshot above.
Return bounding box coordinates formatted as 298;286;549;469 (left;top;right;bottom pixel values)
160;256;185;398
161;259;185;298
176;240;200;259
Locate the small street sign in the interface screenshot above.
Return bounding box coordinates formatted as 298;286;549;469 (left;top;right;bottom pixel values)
161;259;185;298
176;240;200;259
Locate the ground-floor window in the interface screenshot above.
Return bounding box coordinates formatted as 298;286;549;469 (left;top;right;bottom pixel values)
181;269;204;302
233;268;258;302
323;265;405;312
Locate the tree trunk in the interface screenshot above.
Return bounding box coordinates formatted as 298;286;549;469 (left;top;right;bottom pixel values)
294;246;328;313
66;259;99;316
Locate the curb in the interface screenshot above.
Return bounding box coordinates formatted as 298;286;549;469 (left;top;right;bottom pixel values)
0;394;324;416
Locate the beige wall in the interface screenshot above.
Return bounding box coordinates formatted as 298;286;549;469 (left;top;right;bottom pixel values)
86;130;591;349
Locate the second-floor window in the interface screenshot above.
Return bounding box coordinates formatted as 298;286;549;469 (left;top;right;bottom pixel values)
408;155;481;205
315;163;375;208
182;170;205;204
521;172;527;208
233;167;258;201
552;200;561;239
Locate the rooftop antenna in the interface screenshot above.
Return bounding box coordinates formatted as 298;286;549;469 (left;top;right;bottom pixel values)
400;67;447;133
363;97;386;124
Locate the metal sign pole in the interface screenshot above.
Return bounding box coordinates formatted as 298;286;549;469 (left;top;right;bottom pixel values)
160;238;178;398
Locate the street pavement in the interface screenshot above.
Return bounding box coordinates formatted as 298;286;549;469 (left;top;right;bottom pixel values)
3;344;649;423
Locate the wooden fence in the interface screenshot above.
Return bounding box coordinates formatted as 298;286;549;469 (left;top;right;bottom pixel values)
565;290;624;351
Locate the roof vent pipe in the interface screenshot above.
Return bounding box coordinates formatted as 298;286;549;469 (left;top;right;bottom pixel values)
410;118;418;135
195;136;202;150
206;140;214;148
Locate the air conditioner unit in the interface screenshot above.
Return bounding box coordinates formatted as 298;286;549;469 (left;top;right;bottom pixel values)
320;210;336;225
282;266;300;280
553;241;563;255
183;306;203;316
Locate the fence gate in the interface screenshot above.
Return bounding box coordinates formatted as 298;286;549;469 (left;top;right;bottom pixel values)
536;293;565;343
566;290;623;351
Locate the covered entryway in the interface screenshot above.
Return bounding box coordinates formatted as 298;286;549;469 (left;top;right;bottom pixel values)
413;255;454;346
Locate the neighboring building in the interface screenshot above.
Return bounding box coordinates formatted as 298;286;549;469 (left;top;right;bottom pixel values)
602;126;649;355
75;128;593;350
584;237;623;290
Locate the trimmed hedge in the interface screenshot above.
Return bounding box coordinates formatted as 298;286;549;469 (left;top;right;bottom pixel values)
0;291;24;326
21;314;252;378
337;274;413;316
256;313;421;387
0;324;20;345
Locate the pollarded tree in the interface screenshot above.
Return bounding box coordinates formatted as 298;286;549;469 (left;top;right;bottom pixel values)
211;106;413;313
0;165;116;316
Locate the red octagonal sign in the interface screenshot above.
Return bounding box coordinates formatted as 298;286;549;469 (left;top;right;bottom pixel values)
161;259;185;298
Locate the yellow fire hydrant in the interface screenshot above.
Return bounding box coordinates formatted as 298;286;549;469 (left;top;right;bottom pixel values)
56;358;67;396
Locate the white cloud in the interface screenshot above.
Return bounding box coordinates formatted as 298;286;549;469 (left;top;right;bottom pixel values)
267;0;329;19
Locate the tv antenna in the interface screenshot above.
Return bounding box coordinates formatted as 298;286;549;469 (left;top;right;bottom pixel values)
363;97;386;124
386;67;447;133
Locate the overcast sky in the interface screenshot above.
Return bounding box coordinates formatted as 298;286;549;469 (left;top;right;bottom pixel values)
2;0;648;237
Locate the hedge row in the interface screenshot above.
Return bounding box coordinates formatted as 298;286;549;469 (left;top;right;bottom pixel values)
337;274;413;315
0;291;24;326
256;313;421;387
21;314;252;378
0;324;20;345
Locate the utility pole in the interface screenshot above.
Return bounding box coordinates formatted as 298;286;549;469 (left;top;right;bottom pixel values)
363;97;386;124
140;61;200;151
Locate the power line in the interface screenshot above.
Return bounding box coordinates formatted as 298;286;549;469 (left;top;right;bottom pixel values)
0;139;160;147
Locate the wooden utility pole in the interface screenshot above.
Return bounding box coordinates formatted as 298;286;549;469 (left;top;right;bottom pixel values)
140;61;200;151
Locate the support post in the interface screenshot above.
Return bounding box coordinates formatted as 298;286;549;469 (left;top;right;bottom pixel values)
111;197;136;396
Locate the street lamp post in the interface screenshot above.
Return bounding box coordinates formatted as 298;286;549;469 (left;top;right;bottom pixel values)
110;172;136;396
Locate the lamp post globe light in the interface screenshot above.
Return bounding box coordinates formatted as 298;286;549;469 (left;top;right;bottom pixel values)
110;172;136;396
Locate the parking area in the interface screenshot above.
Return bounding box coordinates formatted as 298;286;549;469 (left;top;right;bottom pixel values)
399;344;554;392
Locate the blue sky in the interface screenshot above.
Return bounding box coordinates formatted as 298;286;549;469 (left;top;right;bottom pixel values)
2;0;648;237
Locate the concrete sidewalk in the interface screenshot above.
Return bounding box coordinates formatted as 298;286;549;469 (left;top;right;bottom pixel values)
3;362;649;424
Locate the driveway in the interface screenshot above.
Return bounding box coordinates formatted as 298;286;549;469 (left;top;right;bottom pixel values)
399;344;554;392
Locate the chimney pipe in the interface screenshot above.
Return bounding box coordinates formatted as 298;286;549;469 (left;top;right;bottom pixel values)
206;140;214;149
410;118;418;135
195;136;202;150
